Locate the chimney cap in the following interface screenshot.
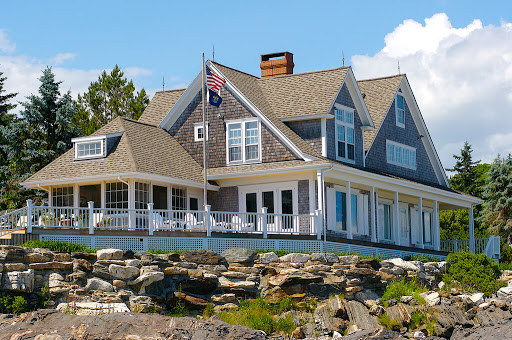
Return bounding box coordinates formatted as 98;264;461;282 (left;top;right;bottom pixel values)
260;52;293;61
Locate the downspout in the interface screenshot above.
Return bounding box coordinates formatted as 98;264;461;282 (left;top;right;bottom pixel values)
117;176;129;186
361;126;366;167
37;184;49;192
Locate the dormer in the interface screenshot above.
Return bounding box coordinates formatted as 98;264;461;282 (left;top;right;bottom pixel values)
72;132;123;161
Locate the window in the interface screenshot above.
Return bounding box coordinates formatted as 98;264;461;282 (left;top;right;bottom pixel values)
227;119;260;164
75;140;103;159
105;182;128;209
378;202;393;241
386;140;416;169
135;182;149;209
171;186;187;210
335;106;355;162
396;93;405;127
194;122;209;142
79;185;100;207
52;186;73;207
423;211;432;246
334;191;358;233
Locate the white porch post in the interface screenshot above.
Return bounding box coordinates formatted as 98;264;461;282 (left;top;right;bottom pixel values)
469;205;475;253
205;205;211;237
26;199;32;233
88;201;94;235
375;190;380;241
370;186;376;243
394;191;400;246
418;197;424;249
261;207;268;239
321;118;327;157
128;179;135;229
316;170;325;240
433;200;440;251
347;181;352;239
315;210;322;240
148;203;154;236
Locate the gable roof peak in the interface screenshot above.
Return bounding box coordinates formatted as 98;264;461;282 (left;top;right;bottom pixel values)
358;73;405;83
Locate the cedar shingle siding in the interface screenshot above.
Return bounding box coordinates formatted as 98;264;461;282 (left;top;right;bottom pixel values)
208;186;239;212
169;89;299;168
287;120;322;156
365;97;438;185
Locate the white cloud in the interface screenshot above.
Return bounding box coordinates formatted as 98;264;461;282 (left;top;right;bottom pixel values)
51;53;76;65
352;13;512;169
0;30;15;53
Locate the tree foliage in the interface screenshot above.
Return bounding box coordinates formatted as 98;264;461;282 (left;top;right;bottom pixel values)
480;154;512;242
0;67;77;209
0;71;17;176
440;208;489;240
73;65;149;136
447;141;483;197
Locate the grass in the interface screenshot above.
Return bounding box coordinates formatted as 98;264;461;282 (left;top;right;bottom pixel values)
499;262;512;271
218;297;299;335
403;254;442;263
381;278;427;307
378;313;401;330
20;240;95;253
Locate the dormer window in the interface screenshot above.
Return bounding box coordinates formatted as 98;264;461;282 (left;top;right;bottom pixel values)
396;91;405;128
335;105;355;163
72;132;122;161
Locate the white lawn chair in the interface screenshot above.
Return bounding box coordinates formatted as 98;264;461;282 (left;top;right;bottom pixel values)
152;212;164;231
231;215;253;232
185;212;200;230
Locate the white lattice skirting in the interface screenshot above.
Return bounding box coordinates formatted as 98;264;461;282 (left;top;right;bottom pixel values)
39;235;446;260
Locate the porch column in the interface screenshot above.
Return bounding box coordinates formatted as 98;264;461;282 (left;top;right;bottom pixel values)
433;200;440;251
347;181;352;239
418;197;424;249
375;190;379;242
316;170;325;240
370;186;376;243
394;191;400;246
128;179;135;229
469;205;475;253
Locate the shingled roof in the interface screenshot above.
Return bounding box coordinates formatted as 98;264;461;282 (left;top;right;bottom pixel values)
138;89;186;126
357;75;404;151
24;117;204;185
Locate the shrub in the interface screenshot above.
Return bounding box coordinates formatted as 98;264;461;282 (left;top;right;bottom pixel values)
381;278;427;306
202;303;215;319
20;240;94;253
500;238;512;264
444;251;506;296
403;254;441;263
378;313;400;330
0;295;28;314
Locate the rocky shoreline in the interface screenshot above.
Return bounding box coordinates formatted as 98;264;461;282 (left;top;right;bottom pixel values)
0;245;512;339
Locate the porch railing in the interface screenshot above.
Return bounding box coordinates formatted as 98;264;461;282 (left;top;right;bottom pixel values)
440;235;501;261
0;201;320;239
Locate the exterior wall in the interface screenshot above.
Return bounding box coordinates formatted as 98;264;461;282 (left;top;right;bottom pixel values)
365;94;439;185
298;180;310;215
208;186;239;212
169;90;299;168
326;83;364;166
286;120;322;156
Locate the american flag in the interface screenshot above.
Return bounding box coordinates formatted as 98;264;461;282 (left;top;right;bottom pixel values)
206;65;225;94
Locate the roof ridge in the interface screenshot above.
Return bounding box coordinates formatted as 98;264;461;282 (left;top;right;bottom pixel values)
259;66;350;81
117;118;138;172
155;88;186;94
210;61;259;79
358;74;405;82
121;116;159;128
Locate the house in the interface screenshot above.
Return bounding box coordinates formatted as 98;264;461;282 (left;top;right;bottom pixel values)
12;52;496;259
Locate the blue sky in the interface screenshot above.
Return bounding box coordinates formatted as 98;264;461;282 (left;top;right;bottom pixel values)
1;1;512;168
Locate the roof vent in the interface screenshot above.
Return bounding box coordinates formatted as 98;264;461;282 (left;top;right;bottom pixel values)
260;52;294;78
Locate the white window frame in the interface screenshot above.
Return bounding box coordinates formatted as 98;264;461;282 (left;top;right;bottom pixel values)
334;104;355;164
422;208;434;247
194;122;209;142
395;92;405;128
327;185;368;236
239;181;299;215
386;140;417;170
226;118;262;165
378;198;394;242
74;137;104;160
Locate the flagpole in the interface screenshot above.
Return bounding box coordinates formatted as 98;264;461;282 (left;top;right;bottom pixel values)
201;53;208;209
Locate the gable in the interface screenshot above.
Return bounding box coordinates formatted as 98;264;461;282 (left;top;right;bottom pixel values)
138;89;185;126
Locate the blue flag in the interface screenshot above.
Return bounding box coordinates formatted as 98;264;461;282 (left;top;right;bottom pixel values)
208;88;222;107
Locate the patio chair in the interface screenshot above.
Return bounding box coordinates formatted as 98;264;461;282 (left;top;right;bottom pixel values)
152;212;164;231
231;215;253;232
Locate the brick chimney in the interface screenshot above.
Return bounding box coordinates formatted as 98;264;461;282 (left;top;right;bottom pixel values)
260;52;294;78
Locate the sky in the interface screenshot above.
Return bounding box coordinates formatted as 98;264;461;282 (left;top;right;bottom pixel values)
1;0;511;171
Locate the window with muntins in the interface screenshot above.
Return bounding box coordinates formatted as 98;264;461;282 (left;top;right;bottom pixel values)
105;182;128;209
386;140;416;169
335;107;355;162
396;92;405;127
378;202;393;241
194;123;208;142
52;186;73;207
227;119;260;164
135;182;149;209
76;140;103;159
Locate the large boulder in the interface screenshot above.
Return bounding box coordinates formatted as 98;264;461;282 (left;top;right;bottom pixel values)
128;267;164;294
344;300;380;330
279;253;311;263
497;286;512;301
180;250;223;265
109;264;140;280
381;258;420;272
221;248;258;265
56;302;130;315
85;277;114;292
312;252;339;264
259;252;279;263
2;269;34;292
96;248;123;261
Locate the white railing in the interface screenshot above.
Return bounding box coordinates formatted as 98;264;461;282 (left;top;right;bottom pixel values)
3;202;320;238
441;235;501;259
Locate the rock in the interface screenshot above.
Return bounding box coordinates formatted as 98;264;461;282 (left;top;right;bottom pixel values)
314;302;347;335
311;252;339;263
211;293;236;303
339;255;360;264
85;278;114;292
0;246;26;262
328;295;346;318
71;252;97;261
344;300;380;330
386;303;412;327
497;286;512;301
424;292;440;306
279;253;311;263
73;259;92;272
214;303;239;313
164;266;188;275
332;330;343;339
369;304;385;317
400;295;413;304
381;258;419;271
180;278;218;295
358;258;381;270
180;250;223;265
474;305;512;327
259;252;279;263
3;269;34;292
125;259;140;267
56;302;130;315
221;248;258;265
387;298;397;307
430;304;473;338
470;293;485;305
5;263;27;271
128;269;164;294
438;281;445;289
355;289;380;308
218;276;255;289
96;248;123;261
269;274;323;287
128;295;159;313
413;330;426;339
113;280;126;288
29;262;73;270
292;326;305;339
171;291;208;309
25;252;52;263
55;253;71;262
109;264;140;280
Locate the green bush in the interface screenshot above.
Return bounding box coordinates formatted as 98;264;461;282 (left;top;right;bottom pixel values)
381;278;427;306
444;251;506;296
378;313;400;330
20;240;95;253
500;238;512;264
0;295;28;314
403;254;441;263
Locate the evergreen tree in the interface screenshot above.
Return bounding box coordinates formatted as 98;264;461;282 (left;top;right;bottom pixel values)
73;65;149;135
0;67;78;209
0;70;17;167
480;154;512;242
447;141;482;197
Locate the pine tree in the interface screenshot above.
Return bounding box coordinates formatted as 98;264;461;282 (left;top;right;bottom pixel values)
0;71;17;165
73;65;149;135
480;155;512;242
447;141;482;197
0;67;78;209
